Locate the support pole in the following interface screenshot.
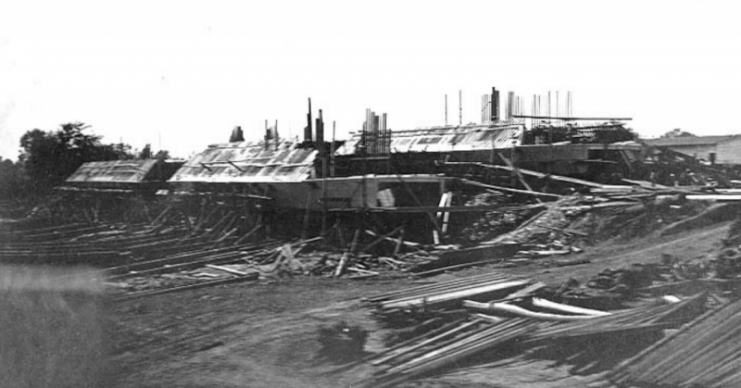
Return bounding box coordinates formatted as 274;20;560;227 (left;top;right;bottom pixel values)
335;229;361;277
459;90;462;125
393;227;405;258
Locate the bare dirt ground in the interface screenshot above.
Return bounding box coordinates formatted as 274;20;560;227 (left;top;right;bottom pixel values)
107;221;731;388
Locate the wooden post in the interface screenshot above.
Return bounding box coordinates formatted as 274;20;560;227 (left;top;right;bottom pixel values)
330;121;336;177
92;200;99;223
215;212;239;240
322;145;328;238
205;211;235;237
143;204;152;223
181;210;192;230
301;194;311;240
337;218;346;248
335;229;361;277
393;227;405;258
193;204;222;234
440;192;452;234
433;193;449;245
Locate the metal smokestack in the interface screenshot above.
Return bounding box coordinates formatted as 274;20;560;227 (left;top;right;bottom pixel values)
491;87;500;122
305;98;313;142
315;109;324;146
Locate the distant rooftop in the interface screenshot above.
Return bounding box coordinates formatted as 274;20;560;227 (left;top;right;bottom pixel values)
642;135;738;147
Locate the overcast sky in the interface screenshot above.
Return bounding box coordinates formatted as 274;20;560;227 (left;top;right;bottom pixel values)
1;0;740;160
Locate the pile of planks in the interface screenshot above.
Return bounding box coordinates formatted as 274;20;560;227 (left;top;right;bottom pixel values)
357;318;536;388
0;212;303;300
609;296;741;387
0;222;178;266
364;272;530;327
356;295;708;387
356;267;715;386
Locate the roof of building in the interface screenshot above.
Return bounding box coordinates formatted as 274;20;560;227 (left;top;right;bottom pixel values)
643;135;738;147
169;139;317;183
335;122;524;155
66;159;162;184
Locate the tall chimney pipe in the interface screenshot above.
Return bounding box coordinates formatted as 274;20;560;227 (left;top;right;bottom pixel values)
459;90;462;126
315;109;324;146
492;87;500;122
305;98;313;142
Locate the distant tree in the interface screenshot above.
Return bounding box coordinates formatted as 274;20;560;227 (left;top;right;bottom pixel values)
660;128;696;138
154;149;171;160
229;126;245;142
18;122;136;193
0;157;27;200
139;144;153;159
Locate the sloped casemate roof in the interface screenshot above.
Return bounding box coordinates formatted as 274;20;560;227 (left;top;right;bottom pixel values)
169;140;317;183
66;160;160;184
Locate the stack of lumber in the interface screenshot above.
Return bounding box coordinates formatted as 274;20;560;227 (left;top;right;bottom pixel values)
529;292;707;341
609;296;741;387
364;272;530;327
366;273;529;313
357;318;536;388
110;238;322;300
358;286;710;386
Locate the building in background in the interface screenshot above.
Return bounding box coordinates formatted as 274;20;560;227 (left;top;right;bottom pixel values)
643;135;741;165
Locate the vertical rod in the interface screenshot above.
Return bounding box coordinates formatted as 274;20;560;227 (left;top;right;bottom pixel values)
382;113;388;155
306;98;313;143
330;120;336;177
362;110;368;212
459;90;462;126
445;94;448;126
322;145;328;237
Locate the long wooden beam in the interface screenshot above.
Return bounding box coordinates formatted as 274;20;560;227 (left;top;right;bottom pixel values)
444;161;605;188
512;115;632;121
328;203;546;213
460;179;562;199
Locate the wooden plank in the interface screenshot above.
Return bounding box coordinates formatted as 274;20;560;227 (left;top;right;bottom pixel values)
234;224;263;246
114;272;259;302
411;258;504;277
463;301;598;321
335;229;360;277
446;161;605;188
441;192;452;234
393;228;405;258
498;153;542;204
361;226;404;253
411;244;522;273
371;319;483;366
205;264;251;276
531;297;611;316
329;204;547;213
381;279;530;310
461;179;562;199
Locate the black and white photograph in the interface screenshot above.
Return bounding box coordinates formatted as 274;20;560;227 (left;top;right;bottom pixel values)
1;1;741;387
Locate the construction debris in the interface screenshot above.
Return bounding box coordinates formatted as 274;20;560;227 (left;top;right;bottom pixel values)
349;252;725;387
609;296;741;388
6;92;741;388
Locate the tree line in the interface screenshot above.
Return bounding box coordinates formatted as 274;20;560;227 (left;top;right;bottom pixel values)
0;122;169;201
